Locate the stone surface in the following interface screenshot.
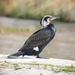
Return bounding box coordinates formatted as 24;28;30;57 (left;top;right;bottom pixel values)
0;54;75;75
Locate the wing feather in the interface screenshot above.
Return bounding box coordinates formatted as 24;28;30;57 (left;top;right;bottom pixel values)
20;29;51;50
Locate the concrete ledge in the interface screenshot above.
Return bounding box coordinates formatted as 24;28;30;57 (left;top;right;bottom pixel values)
0;54;75;66
0;54;75;75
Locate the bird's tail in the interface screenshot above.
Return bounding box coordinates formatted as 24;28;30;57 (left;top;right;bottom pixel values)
7;51;24;59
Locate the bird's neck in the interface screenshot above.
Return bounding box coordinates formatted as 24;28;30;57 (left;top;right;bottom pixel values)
47;23;56;33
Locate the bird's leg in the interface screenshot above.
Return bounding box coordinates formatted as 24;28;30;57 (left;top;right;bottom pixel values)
22;55;24;58
22;54;25;58
37;55;40;58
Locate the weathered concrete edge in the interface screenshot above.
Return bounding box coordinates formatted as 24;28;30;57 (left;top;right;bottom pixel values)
0;54;75;66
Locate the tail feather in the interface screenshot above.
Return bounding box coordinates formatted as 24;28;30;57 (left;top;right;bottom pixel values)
7;51;24;59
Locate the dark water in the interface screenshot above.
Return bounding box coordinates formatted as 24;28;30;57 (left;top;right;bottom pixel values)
0;17;75;60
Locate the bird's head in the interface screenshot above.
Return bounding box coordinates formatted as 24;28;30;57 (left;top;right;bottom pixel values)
40;15;60;27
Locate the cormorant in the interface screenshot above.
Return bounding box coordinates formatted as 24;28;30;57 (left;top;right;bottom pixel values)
8;15;60;58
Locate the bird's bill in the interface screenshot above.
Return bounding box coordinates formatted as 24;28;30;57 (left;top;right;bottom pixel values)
51;16;60;20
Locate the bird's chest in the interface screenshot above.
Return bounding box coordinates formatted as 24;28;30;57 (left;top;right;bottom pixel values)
51;26;56;34
49;26;56;39
47;24;56;34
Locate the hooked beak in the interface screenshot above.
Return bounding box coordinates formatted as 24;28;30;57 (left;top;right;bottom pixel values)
51;16;60;20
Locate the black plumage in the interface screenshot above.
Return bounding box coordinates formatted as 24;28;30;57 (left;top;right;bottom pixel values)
8;15;59;58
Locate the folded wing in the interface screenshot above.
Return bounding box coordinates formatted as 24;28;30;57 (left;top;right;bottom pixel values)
20;29;51;50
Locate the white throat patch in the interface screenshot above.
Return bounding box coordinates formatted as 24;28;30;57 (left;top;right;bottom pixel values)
33;47;39;51
42;21;49;27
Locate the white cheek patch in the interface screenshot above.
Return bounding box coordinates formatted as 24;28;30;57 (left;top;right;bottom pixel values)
33;47;39;51
42;20;49;27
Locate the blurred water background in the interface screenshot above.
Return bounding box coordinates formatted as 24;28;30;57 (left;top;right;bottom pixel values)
0;0;75;60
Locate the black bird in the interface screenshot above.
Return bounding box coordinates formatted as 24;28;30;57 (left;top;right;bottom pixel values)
8;15;60;58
